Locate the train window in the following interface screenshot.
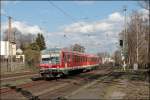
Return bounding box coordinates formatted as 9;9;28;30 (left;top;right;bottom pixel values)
75;55;77;62
76;56;77;62
83;57;84;62
72;55;74;62
79;56;81;62
64;55;67;62
79;56;80;62
41;58;50;64
82;57;84;62
68;55;70;62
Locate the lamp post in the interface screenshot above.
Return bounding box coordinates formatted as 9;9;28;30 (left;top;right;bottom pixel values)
122;6;127;71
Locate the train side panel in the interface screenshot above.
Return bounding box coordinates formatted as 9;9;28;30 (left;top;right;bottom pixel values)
39;50;101;78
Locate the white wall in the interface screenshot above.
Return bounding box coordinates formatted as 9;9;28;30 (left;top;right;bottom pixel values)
0;41;16;56
102;57;115;64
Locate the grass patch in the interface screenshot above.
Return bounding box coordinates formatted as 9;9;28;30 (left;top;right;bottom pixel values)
1;78;32;88
113;68;149;82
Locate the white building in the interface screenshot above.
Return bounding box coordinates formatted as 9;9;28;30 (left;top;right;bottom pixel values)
0;41;16;57
102;57;115;64
16;48;25;63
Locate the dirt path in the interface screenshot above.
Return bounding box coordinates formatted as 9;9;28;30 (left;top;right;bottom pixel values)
66;70;149;100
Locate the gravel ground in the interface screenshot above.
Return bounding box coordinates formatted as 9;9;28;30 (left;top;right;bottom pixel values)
0;67;149;100
67;70;150;100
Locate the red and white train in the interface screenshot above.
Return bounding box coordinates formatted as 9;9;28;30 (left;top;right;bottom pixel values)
39;48;101;78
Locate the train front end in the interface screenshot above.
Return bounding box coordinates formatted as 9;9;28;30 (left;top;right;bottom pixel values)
39;50;63;78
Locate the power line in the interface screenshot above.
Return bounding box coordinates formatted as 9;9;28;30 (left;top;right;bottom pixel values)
48;1;77;22
48;1;87;30
48;1;100;39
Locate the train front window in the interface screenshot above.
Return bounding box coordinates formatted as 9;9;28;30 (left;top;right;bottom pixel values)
41;57;60;64
50;57;60;64
41;58;50;64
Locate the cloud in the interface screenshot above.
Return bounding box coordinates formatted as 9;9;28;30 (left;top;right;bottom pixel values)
138;9;149;20
2;11;124;54
45;12;124;53
63;21;113;34
63;22;94;33
108;12;124;22
1;21;44;35
62;12;123;34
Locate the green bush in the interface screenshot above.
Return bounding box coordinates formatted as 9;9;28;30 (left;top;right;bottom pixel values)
24;49;41;68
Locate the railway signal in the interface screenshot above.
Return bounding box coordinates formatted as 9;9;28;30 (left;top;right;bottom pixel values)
119;40;123;47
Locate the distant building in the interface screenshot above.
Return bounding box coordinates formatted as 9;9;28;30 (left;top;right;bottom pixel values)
16;48;23;55
0;41;16;57
102;57;115;64
16;48;25;63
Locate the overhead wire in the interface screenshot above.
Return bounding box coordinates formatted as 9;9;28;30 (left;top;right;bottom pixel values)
48;1;77;22
48;0;100;45
48;1;91;33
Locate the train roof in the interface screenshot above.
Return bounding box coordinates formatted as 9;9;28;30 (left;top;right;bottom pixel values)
41;48;61;54
61;49;98;58
42;48;98;58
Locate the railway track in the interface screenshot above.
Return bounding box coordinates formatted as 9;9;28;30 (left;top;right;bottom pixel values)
0;67;113;100
0;74;39;82
0;71;38;78
39;67;113;99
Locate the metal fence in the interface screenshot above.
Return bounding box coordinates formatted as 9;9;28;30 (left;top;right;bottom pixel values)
0;55;25;73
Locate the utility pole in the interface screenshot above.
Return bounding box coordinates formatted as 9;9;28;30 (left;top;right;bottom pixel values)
8;16;12;72
148;9;150;69
122;6;127;71
136;16;139;68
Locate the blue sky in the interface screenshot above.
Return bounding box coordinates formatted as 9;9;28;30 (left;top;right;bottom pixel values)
1;1;142;54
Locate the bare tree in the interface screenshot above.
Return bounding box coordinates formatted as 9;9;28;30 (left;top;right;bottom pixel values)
120;10;149;68
113;50;122;66
70;44;85;53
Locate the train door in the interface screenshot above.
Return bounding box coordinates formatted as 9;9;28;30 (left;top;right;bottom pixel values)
64;53;67;68
67;54;71;68
63;52;71;68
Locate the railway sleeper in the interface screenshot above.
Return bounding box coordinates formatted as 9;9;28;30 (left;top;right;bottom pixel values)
4;84;40;100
